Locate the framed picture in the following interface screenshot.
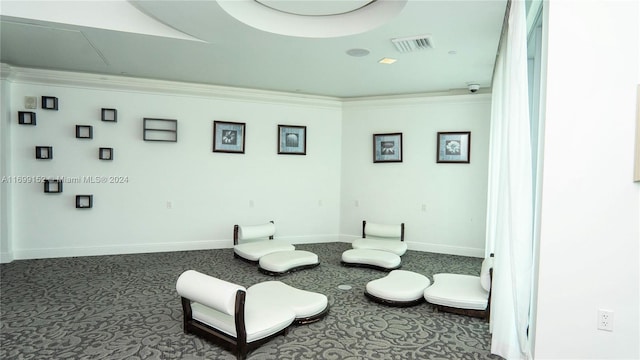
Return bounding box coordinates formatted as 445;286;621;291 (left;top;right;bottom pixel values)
213;121;245;153
373;133;402;163
278;125;306;155
437;131;471;163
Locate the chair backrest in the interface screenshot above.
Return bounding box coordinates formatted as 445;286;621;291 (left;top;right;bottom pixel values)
362;220;404;241
482;254;494;321
176;270;246;316
233;221;275;245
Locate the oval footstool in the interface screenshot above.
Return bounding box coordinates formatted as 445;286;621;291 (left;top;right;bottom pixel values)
365;270;431;306
259;250;319;276
247;281;329;325
341;249;401;271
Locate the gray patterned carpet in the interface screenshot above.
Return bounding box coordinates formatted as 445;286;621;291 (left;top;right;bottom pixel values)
0;242;500;359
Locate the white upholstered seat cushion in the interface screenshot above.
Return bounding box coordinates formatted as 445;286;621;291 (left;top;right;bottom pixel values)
341;248;401;269
366;270;431;302
191;299;295;342
423;273;489;310
234;240;295;261
259;250;318;273
247;281;328;320
351;238;408;256
351;237;407;256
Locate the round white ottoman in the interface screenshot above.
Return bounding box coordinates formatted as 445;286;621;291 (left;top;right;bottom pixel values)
259;250;319;275
341;248;401;271
365;270;431;306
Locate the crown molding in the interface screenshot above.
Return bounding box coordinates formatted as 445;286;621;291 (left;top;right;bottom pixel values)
342;90;491;109
0;64;342;109
1;63;491;109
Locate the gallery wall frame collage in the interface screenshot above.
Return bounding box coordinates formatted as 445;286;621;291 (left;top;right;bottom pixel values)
373;131;471;164
17;96;118;209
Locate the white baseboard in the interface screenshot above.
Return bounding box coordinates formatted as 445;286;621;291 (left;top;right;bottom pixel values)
8;235;483;261
339;235;484;258
11;240;232;261
285;234;343;244
407;242;485;258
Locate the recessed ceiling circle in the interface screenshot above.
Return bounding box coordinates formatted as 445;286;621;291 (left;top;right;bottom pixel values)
255;0;375;16
217;0;408;38
346;48;370;57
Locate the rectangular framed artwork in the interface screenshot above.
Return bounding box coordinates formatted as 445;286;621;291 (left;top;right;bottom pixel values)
373;132;403;163
213;121;245;153
278;125;306;155
437;131;471;163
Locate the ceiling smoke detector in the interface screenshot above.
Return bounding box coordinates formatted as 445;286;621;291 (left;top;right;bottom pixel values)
391;34;434;53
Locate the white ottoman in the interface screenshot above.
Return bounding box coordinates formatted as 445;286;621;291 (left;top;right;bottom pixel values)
247;281;329;325
341;249;401;271
365;270;431;306
259;250;319;275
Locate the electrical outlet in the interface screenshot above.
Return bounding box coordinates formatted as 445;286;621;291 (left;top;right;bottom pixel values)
598;309;614;331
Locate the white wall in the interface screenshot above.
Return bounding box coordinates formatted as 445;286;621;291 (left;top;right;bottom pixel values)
1;66;493;261
340;95;491;257
3;68;343;260
533;1;639;358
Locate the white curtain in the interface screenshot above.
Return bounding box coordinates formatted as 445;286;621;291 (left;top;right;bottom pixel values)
485;0;533;359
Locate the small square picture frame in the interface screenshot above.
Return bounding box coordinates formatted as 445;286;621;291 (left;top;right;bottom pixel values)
278;125;306;155
213;121;246;153
101;108;117;122
44;179;63;193
437;131;471;163
99;147;114;160
76;125;93;139
76;195;93;209
18;111;36;125
35;146;53;159
373;133;403;163
42;96;58;110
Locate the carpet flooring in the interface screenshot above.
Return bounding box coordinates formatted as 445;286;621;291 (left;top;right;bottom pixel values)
0;242;500;359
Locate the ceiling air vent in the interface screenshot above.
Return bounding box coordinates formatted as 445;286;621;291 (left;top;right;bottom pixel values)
391;34;434;53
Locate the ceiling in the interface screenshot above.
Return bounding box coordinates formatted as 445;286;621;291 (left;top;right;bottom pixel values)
0;0;507;98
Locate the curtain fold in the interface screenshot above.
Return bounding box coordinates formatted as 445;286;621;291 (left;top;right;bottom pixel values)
485;0;533;359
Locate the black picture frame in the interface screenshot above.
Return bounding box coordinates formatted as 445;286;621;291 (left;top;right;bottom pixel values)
18;111;36;125
373;133;403;163
42;96;58;110
101;108;117;122
437;131;471;163
76;125;93;139
278;125;306;155
213;121;246;153
99;147;114;160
